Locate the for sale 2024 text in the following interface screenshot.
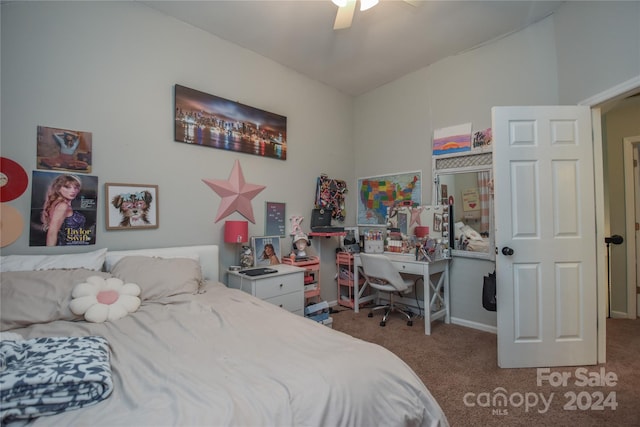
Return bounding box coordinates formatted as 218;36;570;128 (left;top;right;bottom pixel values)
537;367;618;411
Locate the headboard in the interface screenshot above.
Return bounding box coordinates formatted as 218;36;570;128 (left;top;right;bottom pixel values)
105;245;219;281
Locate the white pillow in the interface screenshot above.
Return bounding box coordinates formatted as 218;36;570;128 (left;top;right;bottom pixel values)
110;256;202;300
104;248;199;273
0;248;107;272
460;224;483;241
70;275;141;323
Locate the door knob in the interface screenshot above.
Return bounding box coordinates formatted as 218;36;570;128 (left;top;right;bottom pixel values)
501;246;514;256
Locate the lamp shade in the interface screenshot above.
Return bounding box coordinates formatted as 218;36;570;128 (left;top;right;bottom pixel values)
360;0;378;11
415;226;429;238
224;220;248;243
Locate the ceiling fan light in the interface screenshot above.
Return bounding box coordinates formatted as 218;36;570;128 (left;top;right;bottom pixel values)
332;0;347;7
360;0;378;11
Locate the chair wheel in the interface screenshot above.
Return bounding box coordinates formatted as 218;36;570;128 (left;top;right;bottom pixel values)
407;320;413;326
368;313;373;318
380;321;386;327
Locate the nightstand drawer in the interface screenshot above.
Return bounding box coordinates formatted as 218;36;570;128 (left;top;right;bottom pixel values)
227;265;305;316
254;274;302;299
264;291;304;313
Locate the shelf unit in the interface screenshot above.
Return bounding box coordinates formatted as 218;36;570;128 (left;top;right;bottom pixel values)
282;256;321;304
336;252;373;310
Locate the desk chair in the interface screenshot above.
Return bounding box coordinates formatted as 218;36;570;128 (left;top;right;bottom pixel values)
359;253;415;327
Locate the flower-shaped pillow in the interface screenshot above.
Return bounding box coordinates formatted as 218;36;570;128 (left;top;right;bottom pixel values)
70;275;141;323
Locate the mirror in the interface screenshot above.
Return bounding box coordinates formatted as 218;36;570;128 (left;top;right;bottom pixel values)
432;151;494;260
385;205;450;261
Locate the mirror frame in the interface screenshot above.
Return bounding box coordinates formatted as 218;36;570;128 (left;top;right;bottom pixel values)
432;150;495;260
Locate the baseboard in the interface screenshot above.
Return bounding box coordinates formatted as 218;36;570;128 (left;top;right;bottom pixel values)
450;317;497;334
610;310;628;319
331;297;499;335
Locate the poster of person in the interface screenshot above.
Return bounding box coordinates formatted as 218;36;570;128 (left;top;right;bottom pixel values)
37;125;92;173
30;171;98;246
251;236;281;266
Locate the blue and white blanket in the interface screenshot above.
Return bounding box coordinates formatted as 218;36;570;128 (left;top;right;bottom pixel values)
0;336;113;423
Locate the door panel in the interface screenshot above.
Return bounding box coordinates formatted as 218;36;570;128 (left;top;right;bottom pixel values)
511;162;538;236
555;263;580;338
493;106;597;368
514;263;540;340
552;161;579;236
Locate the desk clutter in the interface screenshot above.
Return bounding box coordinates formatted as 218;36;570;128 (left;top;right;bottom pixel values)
338;205;451;261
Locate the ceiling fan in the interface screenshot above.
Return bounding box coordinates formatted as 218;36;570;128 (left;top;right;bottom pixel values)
332;0;421;30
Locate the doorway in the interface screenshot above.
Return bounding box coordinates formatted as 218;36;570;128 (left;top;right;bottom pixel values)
623;136;640;318
582;75;640;362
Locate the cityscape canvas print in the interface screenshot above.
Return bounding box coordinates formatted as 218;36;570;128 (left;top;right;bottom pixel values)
174;85;287;160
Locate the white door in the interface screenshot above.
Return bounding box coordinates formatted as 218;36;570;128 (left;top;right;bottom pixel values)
492;106;598;368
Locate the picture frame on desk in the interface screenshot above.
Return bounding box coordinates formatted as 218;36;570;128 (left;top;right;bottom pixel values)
341;226;360;253
342;226;359;243
251;235;282;266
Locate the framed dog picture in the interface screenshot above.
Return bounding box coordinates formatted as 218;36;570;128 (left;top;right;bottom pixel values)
105;183;159;230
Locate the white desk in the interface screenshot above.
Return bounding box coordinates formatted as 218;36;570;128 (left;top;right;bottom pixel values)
353;253;450;335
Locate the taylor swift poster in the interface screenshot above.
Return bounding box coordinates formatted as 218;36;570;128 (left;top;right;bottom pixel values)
29;171;98;246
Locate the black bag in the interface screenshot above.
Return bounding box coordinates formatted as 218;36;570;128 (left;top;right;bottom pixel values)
482;271;497;311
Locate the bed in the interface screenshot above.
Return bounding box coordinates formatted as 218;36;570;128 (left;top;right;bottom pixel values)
0;245;448;426
453;221;490;253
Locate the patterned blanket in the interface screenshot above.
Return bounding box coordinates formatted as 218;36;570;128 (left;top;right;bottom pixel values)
0;336;113;423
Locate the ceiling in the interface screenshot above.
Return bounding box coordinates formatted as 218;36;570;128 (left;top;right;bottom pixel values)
141;0;565;97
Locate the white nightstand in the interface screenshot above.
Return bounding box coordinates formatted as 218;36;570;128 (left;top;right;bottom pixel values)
227;264;305;315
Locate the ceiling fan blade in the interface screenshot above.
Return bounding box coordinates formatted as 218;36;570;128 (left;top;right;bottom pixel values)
333;0;356;30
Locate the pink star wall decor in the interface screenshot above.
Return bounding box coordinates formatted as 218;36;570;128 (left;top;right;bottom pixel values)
202;160;266;223
410;207;424;227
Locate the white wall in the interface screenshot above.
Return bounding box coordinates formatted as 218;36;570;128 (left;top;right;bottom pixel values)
2;1;639;328
0;1;354;294
353;16;559;327
553;1;640;317
352;2;640;327
554;1;640;104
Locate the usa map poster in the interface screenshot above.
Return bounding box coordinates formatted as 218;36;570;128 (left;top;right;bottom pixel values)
357;171;422;226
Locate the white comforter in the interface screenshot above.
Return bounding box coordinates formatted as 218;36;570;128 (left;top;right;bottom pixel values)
9;282;448;427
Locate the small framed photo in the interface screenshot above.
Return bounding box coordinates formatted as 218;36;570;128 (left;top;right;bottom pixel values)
251;236;281;266
341;226;360;252
433;213;443;232
105;183;158;230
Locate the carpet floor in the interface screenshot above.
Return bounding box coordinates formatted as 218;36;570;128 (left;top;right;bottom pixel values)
330;308;640;427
